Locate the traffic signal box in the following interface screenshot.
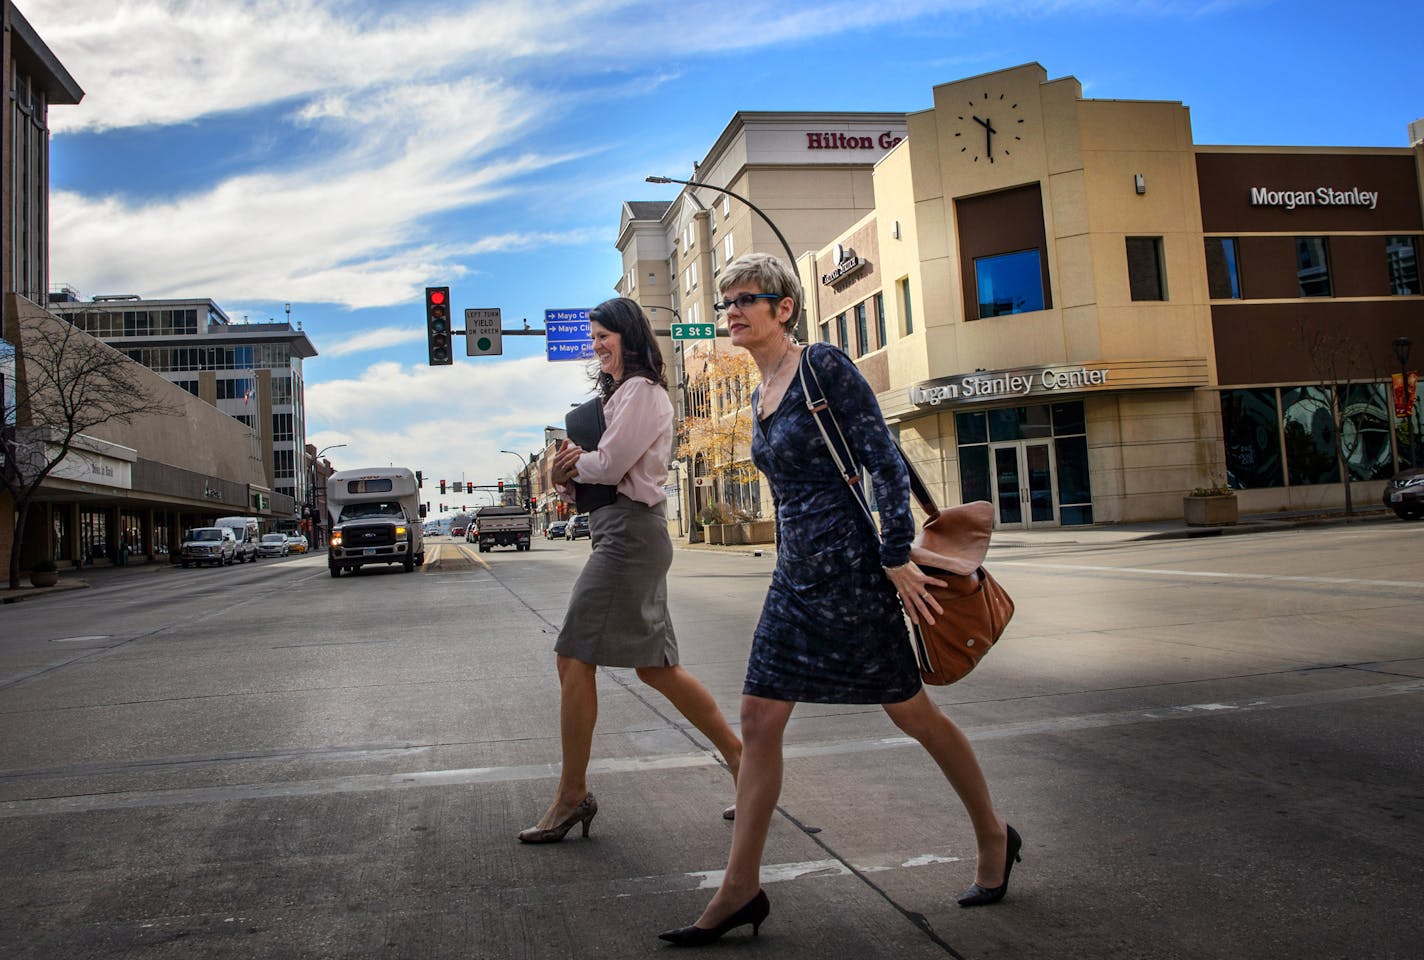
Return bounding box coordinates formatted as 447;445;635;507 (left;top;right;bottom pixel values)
425;286;452;365
439;480;447;494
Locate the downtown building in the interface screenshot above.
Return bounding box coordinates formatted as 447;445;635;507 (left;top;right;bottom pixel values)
3;2;289;573
618;63;1424;533
46;294;318;510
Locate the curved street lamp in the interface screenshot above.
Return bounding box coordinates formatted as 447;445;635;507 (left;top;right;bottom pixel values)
498;449;528;507
308;443;346;549
645;175;797;267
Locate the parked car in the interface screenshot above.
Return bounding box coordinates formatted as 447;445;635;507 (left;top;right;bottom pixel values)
257;532;290;557
1382;466;1424;520
213;516;261;563
178;527;237;567
565;514;591;540
545;520;568;539
286;534;309;553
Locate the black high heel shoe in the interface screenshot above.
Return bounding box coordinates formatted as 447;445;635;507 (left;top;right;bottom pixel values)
957;824;1022;907
658;889;770;946
517;793;597;844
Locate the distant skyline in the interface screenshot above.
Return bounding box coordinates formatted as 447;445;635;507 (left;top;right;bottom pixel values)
26;0;1424;510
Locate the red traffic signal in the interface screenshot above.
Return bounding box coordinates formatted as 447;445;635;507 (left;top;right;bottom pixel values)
466;481;473;494
498;480;504;493
439;479;447;494
425;286;452;366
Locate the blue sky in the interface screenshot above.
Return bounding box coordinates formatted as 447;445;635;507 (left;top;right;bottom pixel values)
28;0;1424;507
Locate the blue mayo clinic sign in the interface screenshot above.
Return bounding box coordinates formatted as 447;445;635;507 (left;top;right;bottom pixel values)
545;309;593;361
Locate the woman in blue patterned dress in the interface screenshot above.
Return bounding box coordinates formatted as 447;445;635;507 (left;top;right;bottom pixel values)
659;254;1020;947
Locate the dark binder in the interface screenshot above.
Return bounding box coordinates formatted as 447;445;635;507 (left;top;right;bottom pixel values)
564;397;618;514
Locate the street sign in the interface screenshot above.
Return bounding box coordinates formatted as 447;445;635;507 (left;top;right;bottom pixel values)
671;323;716;341
545;308;593;361
693;476;715;488
465;308;503;356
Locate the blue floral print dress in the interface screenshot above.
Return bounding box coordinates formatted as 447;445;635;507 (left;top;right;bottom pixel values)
744;343;922;704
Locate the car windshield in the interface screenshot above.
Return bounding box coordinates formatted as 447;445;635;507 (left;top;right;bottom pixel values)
192;529;223;541
262;534;285;542
338;501;405;521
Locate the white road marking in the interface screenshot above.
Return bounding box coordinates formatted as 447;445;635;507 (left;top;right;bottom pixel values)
995;560;1424;590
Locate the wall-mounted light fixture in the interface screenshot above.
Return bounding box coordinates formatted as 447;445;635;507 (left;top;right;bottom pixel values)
1134;173;1146;195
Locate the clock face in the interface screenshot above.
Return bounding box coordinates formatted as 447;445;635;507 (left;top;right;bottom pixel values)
954;92;1024;164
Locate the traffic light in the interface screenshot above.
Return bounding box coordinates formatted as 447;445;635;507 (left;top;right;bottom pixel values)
425;286;452;365
466;481;473;494
416;471;423;488
498;480;504;493
528;497;536;511
440;479;447;494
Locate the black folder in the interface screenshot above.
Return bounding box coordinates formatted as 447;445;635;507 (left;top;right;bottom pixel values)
565;397;618;513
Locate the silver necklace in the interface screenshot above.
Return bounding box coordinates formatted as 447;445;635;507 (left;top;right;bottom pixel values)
756;340;794;419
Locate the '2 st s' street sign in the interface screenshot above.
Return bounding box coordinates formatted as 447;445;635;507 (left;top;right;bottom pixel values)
671;323;715;341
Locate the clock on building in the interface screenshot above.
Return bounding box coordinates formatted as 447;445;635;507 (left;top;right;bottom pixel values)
954;92;1024;164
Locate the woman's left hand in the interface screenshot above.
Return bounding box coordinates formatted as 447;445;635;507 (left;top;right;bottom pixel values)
551;439;582;485
883;561;948;625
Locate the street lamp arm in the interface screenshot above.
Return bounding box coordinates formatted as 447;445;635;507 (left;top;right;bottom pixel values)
645;175;797;268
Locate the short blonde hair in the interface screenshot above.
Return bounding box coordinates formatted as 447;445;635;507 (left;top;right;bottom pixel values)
717;253;802;334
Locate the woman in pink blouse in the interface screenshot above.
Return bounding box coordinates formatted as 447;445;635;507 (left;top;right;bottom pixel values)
517;298;743;844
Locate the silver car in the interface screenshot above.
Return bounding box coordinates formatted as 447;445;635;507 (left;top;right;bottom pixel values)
257;533;290;557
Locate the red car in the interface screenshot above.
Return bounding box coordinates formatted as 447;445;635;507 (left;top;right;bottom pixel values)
451;526;466;538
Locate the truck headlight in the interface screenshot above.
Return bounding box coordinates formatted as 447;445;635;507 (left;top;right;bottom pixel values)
395;526;407;536
331;532;343;546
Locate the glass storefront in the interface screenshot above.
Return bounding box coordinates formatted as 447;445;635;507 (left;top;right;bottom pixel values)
956;400;1093;527
79;508;110;564
1223;382;1405;488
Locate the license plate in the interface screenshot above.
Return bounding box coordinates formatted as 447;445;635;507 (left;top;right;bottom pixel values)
1390;491;1403;503
363;547;378;555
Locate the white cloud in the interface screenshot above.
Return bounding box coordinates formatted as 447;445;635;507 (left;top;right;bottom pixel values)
306;353;598;489
319;326;425;357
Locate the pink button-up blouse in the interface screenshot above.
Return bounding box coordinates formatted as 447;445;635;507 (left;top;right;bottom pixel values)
566;376;672;507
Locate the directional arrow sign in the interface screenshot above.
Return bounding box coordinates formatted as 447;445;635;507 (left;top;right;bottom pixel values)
545;309;593;361
671;323;716;341
466;308;503;356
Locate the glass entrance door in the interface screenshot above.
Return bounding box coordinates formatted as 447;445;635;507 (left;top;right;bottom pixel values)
991;441;1057;528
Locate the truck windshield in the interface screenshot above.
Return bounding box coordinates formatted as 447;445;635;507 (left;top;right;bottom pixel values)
192;530;223;541
339;501;405;521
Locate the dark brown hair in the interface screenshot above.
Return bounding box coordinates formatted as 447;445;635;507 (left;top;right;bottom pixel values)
588;297;667;400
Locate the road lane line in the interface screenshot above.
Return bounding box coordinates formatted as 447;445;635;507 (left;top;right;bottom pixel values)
2;677;1419;819
994;560;1424;589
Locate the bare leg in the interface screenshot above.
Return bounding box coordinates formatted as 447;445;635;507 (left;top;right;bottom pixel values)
636;665;743;780
693;695;794;928
883;689;1009;886
533;655;598;829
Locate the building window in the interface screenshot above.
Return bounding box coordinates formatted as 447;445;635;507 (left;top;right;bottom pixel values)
854;302;869;356
974;250;1044;318
1125;237;1167;301
216;377;255;401
874;292;886;347
1386;236;1420;295
1204;237;1242;299
899;277;913;335
819;319;831;343
272;412;294;442
271;376;292;405
1296;237;1332;297
724;234;734;263
955;401;1093;525
274;449;295;480
835;313;848;350
1223;389;1284;488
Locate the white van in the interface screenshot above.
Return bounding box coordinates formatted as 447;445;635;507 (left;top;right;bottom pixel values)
213;516;262;563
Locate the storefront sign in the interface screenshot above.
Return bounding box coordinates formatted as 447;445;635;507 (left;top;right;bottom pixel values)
820;245;868;286
909;366;1110;407
806;131;904;151
1249;186;1379;210
49;447;133;489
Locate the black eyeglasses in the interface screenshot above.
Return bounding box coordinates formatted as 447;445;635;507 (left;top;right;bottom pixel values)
713;293;784;313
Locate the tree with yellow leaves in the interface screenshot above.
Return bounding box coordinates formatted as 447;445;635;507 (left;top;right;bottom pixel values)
677;348;763;518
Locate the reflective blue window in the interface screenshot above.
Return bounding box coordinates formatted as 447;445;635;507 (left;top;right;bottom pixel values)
975;250;1044;318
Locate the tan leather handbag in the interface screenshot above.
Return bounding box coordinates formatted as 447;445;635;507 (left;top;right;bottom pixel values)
799;346;1014;685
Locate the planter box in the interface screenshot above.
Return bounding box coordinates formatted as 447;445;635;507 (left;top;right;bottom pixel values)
740;520;776;544
29;570;59;587
717;524;746;545
1184;494;1238;526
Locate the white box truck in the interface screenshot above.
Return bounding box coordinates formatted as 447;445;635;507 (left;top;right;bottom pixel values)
326;467;427;577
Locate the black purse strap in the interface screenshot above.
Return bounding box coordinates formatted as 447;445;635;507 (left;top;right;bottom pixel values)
797;345;943;524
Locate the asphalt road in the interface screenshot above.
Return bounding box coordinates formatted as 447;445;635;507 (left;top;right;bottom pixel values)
1;526;1421;959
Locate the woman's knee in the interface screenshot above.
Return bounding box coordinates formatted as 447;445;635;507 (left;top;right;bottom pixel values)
885;693;943;741
634;664;676;689
739;697;792;743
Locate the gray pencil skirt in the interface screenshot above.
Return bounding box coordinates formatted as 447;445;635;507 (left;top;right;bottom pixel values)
555;494;679;668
